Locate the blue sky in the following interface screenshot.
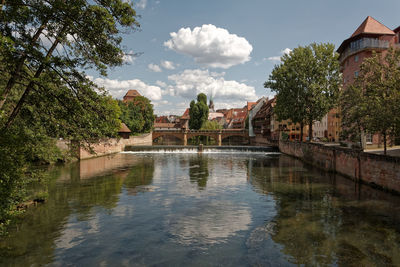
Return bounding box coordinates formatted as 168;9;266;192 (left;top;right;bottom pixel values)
88;0;400;116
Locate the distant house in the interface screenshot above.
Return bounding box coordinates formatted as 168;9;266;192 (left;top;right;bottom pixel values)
123;90;141;103
175;108;190;129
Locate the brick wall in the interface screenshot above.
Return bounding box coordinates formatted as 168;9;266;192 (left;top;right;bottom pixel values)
279;141;400;193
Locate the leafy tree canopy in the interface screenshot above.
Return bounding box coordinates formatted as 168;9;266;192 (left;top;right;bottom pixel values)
189;93;209;130
118;96;155;134
265;43;341;141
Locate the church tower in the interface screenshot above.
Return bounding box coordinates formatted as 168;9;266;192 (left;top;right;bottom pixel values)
208;97;215;112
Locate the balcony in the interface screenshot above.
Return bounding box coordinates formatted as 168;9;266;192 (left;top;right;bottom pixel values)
339;38;390;63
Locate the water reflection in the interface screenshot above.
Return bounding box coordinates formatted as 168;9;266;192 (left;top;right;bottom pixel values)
0;152;400;266
189;155;209;189
247;155;400;266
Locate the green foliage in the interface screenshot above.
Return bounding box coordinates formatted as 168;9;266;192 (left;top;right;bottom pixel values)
340;48;400;153
0;0;139;232
265;43;341;141
118;96;155;134
201;120;222;130
189;93;209;130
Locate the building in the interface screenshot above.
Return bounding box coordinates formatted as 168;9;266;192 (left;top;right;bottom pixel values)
123;90;141;103
176;108;190;129
118;123;131;139
312;115;328;140
337;16;400;145
248;97;268;137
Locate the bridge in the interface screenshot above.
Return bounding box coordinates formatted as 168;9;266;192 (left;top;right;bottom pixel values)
152;129;249;146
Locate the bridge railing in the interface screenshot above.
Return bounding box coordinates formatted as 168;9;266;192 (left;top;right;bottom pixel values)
153;129;249;133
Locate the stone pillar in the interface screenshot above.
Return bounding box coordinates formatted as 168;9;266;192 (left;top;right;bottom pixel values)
183;131;187;146
218;131;222;146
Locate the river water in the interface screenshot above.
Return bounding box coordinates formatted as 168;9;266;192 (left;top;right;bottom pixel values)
1;148;400;266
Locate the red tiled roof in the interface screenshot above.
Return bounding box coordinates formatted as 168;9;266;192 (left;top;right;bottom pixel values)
124;90;141;98
118;123;131;133
247;102;257;111
181;108;190;119
351;16;395;37
338;16;396;54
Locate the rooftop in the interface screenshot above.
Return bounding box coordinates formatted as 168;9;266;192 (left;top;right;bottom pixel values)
351;16;394;37
118;123;131;133
124;90;141;98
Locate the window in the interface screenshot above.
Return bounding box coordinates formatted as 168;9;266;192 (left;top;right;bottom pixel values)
355;55;359;62
354;71;359;78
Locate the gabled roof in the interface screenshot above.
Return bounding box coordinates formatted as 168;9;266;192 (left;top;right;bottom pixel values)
118;123;131;133
181;108;190;119
351;16;394;37
124;90;141;98
247;102;257;111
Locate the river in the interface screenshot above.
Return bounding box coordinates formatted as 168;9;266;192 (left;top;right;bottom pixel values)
1;148;400;266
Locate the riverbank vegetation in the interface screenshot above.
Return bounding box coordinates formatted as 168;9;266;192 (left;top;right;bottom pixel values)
0;0;139;234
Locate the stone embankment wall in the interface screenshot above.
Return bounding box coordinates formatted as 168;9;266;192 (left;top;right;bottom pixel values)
57;133;152;160
250;136;278;147
279;141;400;193
79;133;152;159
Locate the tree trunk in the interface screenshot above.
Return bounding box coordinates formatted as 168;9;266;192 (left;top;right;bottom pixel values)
0;22;47;110
300;122;304;143
308;121;313;143
383;131;387;155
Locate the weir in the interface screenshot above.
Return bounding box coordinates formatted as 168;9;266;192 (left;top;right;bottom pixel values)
123;145;279;154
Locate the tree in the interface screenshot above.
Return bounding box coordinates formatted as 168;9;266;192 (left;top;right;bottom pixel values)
118;96;155;134
189;93;209;130
0;0;139;129
0;0;139;232
265;43;341;142
340;48;400;154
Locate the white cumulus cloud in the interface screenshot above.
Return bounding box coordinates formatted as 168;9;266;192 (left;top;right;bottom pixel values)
167;69;258;107
90;77;163;101
148;63;162;72
160;60;175;70
265;48;292;62
164;24;253;69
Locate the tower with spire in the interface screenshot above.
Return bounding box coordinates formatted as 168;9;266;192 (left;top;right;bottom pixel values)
208;96;215;112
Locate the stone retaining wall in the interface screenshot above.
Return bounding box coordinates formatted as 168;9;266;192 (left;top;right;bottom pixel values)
279;141;400;193
79;133;152;160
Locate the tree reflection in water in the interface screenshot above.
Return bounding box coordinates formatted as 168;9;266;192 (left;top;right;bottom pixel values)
189;155;209;190
0;154;154;266
247;154;400;266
